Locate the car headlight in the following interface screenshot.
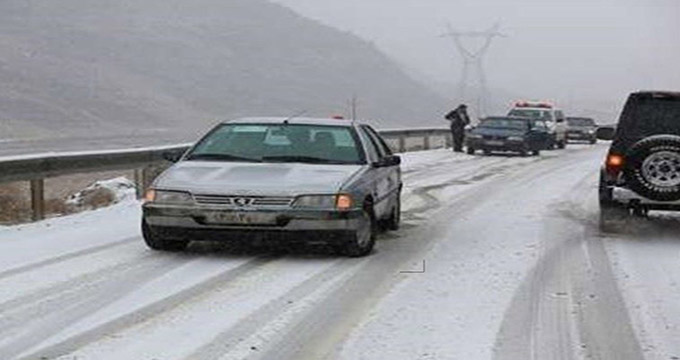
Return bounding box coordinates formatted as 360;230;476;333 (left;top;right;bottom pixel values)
293;194;354;211
507;136;524;142
145;189;193;204
467;134;482;139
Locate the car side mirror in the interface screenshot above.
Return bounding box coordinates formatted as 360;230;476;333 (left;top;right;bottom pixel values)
162;150;183;163
374;155;401;168
596;126;616;141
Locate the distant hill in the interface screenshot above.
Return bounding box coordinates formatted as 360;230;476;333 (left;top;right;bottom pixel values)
0;0;449;140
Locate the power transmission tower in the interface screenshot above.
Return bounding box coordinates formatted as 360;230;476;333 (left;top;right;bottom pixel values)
441;22;505;116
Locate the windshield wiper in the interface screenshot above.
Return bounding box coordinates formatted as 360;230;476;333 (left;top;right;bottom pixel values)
261;155;348;164
186;153;262;162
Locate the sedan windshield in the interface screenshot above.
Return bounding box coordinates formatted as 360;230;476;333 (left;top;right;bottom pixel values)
187;124;364;164
508;109;554;121
567;118;595;127
479;118;529;130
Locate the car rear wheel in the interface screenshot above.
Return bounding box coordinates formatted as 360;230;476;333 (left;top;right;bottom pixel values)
532;149;540;156
142;220;189;251
466;147;475;155
623;135;680;201
342;204;376;257
557;140;566;149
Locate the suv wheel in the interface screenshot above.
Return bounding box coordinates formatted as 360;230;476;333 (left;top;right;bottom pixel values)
342;204;376;257
624;135;680;201
599;174;629;232
142;220;189;251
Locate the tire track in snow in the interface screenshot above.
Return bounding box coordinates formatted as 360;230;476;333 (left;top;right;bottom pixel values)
493;159;644;360
0;253;188;359
14;256;277;360
183;258;366;360
0;236;138;281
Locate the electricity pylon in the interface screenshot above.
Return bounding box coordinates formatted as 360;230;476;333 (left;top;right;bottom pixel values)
441;22;505;116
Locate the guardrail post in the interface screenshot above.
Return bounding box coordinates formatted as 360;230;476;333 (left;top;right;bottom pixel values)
445;133;453;148
134;168;144;199
398;136;406;153
30;179;45;221
142;167;154;192
423;135;431;150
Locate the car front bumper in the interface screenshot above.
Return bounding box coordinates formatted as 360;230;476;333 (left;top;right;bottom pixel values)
466;138;528;152
142;203;364;241
567;131;596;141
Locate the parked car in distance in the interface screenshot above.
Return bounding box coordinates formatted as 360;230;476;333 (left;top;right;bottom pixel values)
566;117;598;144
598;91;680;229
142;117;402;257
508;101;567;149
466;116;551;156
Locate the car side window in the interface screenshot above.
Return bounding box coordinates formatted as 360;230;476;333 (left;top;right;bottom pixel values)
363;126;393;156
358;127;381;162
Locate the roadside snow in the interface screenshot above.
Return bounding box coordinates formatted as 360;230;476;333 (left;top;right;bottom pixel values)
66;176;137;206
0;199;141;274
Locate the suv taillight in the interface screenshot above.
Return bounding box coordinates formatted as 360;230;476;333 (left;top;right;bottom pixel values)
606;153;624;176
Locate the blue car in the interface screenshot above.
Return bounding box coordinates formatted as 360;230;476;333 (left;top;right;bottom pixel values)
465;116;551;156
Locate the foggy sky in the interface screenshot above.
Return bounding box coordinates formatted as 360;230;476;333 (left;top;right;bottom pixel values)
271;0;679;119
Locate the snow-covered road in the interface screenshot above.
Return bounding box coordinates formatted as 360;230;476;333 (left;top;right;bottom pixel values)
1;144;679;360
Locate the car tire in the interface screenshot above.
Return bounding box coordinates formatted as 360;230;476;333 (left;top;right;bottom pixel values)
599;205;629;233
557;140;566;149
598;173;629;232
142;220;189;251
384;193;401;231
466;147;475;155
623;135;680;201
532;149;540;156
590;138;597;145
342;203;376;257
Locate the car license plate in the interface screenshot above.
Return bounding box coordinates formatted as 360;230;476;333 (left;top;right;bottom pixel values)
485;140;504;146
205;212;277;225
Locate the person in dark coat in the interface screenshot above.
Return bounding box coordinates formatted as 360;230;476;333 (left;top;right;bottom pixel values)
445;104;470;152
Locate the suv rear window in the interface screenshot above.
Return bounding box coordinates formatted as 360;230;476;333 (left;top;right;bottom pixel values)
612;93;680;152
624;96;680;136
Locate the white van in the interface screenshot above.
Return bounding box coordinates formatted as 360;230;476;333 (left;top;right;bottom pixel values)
508;101;567;149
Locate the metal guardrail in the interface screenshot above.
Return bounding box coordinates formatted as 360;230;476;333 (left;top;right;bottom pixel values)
0;128;452;221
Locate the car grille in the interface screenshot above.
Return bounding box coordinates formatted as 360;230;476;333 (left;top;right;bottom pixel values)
193;194;294;207
482;135;507;140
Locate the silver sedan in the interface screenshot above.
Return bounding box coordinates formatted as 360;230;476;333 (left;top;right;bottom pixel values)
142;117;402;256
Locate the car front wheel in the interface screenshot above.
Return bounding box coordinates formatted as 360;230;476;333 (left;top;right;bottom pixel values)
384;193;401;231
142;220;189;251
342;204;376;257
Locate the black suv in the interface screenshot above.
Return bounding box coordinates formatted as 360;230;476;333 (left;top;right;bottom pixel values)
598;91;680;228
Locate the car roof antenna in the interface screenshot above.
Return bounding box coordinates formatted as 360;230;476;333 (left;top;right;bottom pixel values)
282;110;307;125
